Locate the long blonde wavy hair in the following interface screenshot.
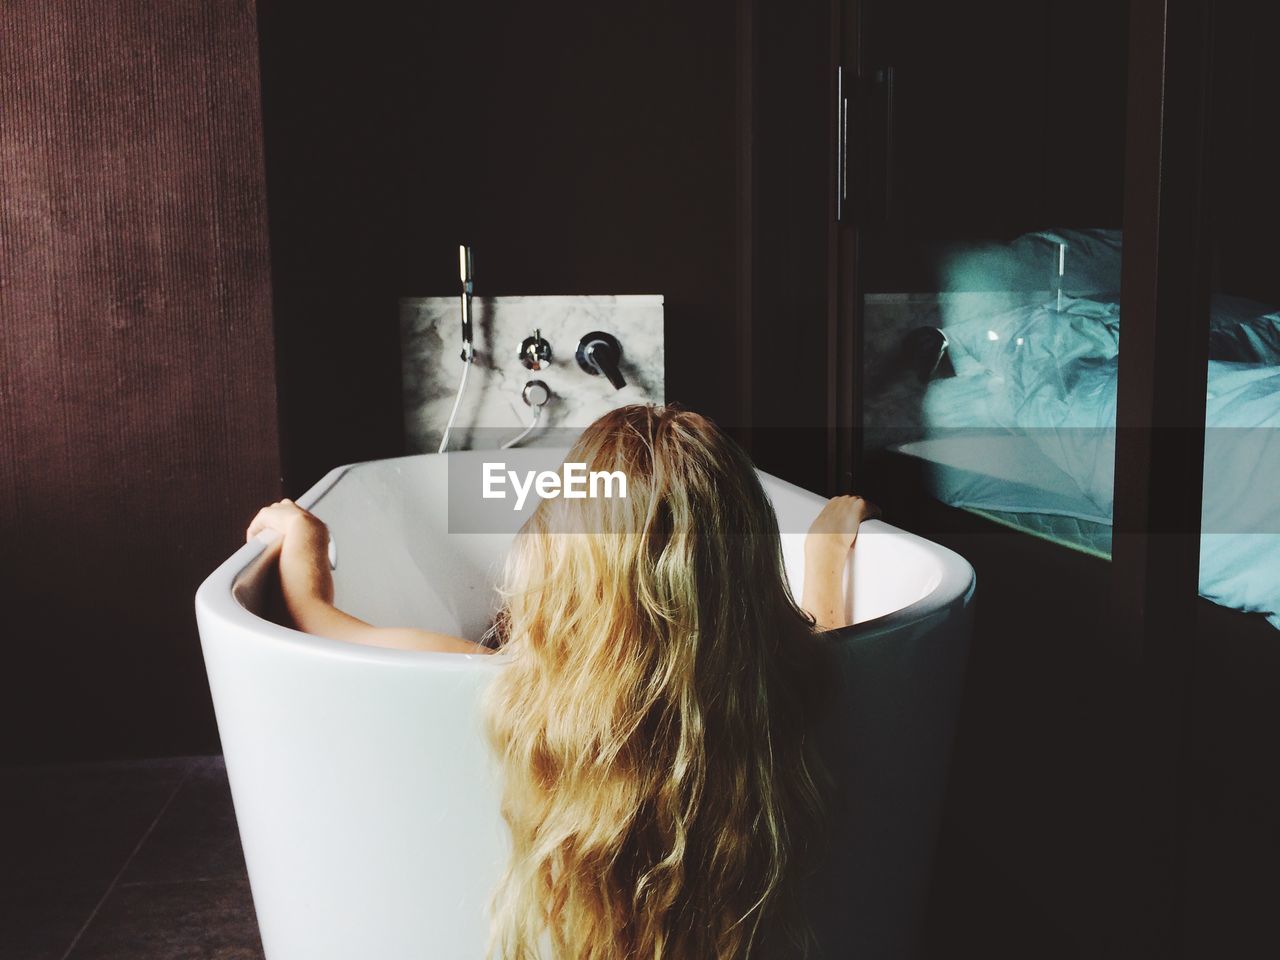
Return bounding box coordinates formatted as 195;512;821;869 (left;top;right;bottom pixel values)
484;404;828;960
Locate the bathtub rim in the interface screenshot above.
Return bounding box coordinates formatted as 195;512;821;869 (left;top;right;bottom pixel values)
195;452;976;665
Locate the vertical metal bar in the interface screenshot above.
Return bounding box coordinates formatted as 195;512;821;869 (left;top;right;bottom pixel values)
836;65;846;222
882;64;895;228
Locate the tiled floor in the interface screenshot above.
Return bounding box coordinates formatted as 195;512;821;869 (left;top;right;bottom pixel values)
920;821;1080;959
0;757;264;960
1;755;1076;959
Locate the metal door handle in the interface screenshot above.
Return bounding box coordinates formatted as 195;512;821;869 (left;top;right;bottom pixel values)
836;66;849;222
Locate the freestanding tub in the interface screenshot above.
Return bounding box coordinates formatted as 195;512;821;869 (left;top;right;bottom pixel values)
195;449;975;959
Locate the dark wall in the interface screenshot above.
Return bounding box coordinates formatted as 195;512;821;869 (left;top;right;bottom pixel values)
258;0;742;494
745;0;836;494
255;3;421;493
883;0;1129;236
859;0;1130;290
0;1;280;763
1209;0;1280;304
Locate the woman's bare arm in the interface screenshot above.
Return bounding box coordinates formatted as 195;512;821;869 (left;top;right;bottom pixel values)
246;500;492;654
801;494;880;632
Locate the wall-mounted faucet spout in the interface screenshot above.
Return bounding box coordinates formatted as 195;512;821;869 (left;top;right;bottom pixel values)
576;331;626;389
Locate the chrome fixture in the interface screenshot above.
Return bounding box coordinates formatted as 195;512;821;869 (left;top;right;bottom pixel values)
458;244;475;362
438;243;476;455
521;379;552;407
903;327;952;383
502;380;551;450
575;331;626;390
520;329;552;371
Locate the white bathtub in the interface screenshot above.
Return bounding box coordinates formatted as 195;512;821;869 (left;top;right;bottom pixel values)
195;449;975;959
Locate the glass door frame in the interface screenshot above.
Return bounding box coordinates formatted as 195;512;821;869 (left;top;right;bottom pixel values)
1111;0;1214;953
824;0;1216;953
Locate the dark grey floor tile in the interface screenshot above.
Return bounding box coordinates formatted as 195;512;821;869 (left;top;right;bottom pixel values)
920;823;1079;960
0;758;190;880
65;878;264;960
0;879;107;960
0;758;190;960
122;757;248;884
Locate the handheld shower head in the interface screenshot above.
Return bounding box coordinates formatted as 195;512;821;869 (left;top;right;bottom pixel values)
459;244;473;290
440;243;476;453
458;244;474;361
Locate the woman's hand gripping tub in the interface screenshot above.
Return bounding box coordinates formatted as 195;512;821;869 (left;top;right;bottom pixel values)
246;500;491;654
802;494;881;632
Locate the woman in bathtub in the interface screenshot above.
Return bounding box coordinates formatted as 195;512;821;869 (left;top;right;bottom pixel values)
247;404;877;959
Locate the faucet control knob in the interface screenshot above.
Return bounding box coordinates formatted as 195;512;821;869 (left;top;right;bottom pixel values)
520;329;552;371
575;331;626;390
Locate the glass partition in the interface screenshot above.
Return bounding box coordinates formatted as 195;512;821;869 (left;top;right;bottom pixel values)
1198;0;1280;630
857;0;1130;563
